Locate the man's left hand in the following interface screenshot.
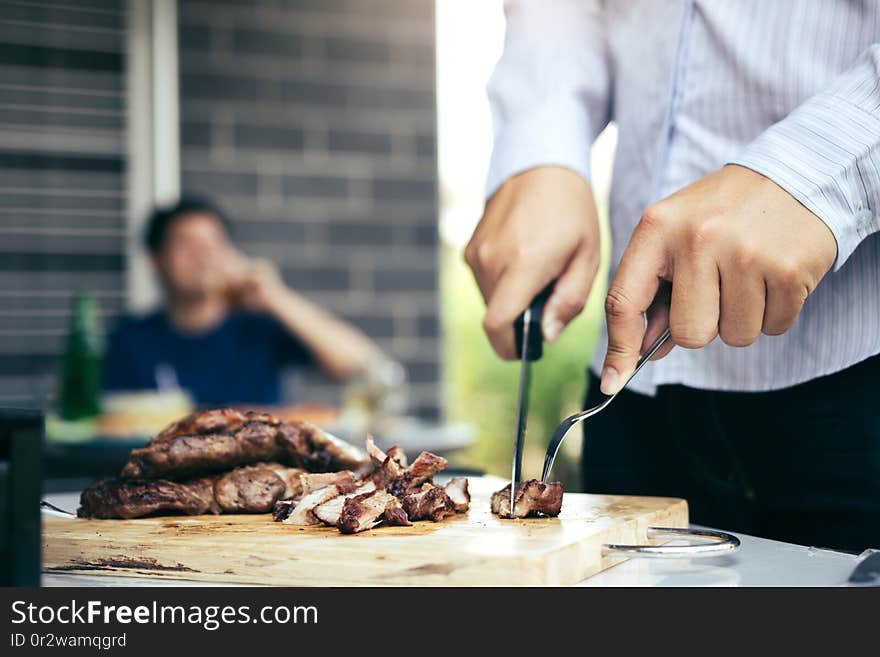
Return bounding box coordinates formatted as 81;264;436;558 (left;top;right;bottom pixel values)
600;164;838;395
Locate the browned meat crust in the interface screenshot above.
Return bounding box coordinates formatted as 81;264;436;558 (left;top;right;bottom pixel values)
312;482;377;526
338;490;402;534
278;421;368;472
78;477;219;519
385;451;449;497
490;480;564;518
213;464;299;513
121;410;367;480
400;484;456;522
272;498;296;522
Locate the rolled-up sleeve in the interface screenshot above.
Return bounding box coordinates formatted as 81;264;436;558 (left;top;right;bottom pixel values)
732;45;880;270
485;0;611;199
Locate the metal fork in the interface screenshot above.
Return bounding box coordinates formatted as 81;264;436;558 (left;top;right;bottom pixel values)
540;327;671;482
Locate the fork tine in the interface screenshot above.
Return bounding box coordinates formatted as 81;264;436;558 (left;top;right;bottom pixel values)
540;328;671;483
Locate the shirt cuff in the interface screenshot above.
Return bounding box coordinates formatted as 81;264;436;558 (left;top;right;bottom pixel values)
484;98;593;200
730;95;880;270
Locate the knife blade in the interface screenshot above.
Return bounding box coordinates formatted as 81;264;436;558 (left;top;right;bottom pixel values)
510;284;553;515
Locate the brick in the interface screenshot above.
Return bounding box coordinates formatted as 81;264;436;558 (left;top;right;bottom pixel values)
327;128;391;155
371;176;435;201
417;313;440;338
179;23;213;51
373;268;436;292
181;73;263;101
415;133;435;159
282;175;350;199
184;170;261;197
234;123;304;151
327;221;393;245
181;120;212;148
231;219;308;245
232;26;305;59
281;265;350;292
0;252;123;272
406;360;440;384
325;36;390;65
281;79;348;106
342;312;395;338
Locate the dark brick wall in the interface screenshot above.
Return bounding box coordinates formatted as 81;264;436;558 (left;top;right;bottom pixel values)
0;0;127;408
177;0;441;418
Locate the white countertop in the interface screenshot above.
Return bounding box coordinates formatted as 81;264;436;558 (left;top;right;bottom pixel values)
43;492;863;587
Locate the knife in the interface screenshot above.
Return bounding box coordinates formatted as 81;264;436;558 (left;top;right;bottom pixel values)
509;283;554;515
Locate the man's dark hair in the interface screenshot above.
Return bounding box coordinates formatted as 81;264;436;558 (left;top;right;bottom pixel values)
144;196;232;253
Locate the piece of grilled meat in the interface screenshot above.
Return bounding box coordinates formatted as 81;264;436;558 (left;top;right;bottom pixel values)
400;484;457;522
213;464;303;513
79;463;304;518
490;480;564;518
338;490;408;534
443;477;471;513
120;410;367;480
78;477;220;519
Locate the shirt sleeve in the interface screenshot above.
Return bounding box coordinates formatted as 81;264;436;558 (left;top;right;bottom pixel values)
484;0;611;198
731;44;880;270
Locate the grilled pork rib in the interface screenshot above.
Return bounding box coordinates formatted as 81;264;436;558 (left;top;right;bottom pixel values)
490;480;564;518
120;410;368;480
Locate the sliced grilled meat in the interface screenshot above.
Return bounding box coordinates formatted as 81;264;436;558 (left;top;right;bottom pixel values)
266;464;305;499
78;477;219;519
213;464;302;513
313;482;377;526
386;451;448;497
444;477;470;512
385;445;408;468
490;480;564;518
338;490;402;534
400;484;456;522
298;471;356;496
282;484;353;526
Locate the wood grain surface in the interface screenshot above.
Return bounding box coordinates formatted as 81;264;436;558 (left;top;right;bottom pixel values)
43;477;688;586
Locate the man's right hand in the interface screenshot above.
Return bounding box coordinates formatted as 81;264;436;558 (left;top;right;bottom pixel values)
464;166;601;359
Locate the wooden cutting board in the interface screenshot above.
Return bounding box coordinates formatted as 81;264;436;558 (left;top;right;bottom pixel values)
42;477;687;586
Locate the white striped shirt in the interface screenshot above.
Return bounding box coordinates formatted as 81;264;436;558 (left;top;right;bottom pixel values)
486;0;880;394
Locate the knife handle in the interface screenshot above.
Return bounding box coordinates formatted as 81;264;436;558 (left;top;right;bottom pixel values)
514;283;554;361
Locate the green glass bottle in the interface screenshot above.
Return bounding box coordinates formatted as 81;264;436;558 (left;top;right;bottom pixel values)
58;291;103;420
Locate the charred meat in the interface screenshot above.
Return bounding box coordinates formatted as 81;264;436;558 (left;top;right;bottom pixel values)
338;490;404;534
400;484;456;522
490;480;564;519
78;477;219;519
121;410;367;480
312;482;377;526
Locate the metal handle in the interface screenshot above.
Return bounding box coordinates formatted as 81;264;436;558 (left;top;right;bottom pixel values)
603;526;740;558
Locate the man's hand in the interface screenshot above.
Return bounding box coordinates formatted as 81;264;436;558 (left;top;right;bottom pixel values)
224;255;288;313
600;164;837;394
465;166;601;359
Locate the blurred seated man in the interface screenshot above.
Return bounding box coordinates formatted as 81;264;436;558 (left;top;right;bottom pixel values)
104;197;382;406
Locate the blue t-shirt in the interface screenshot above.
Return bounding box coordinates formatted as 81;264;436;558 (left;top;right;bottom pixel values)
103;311;313;406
